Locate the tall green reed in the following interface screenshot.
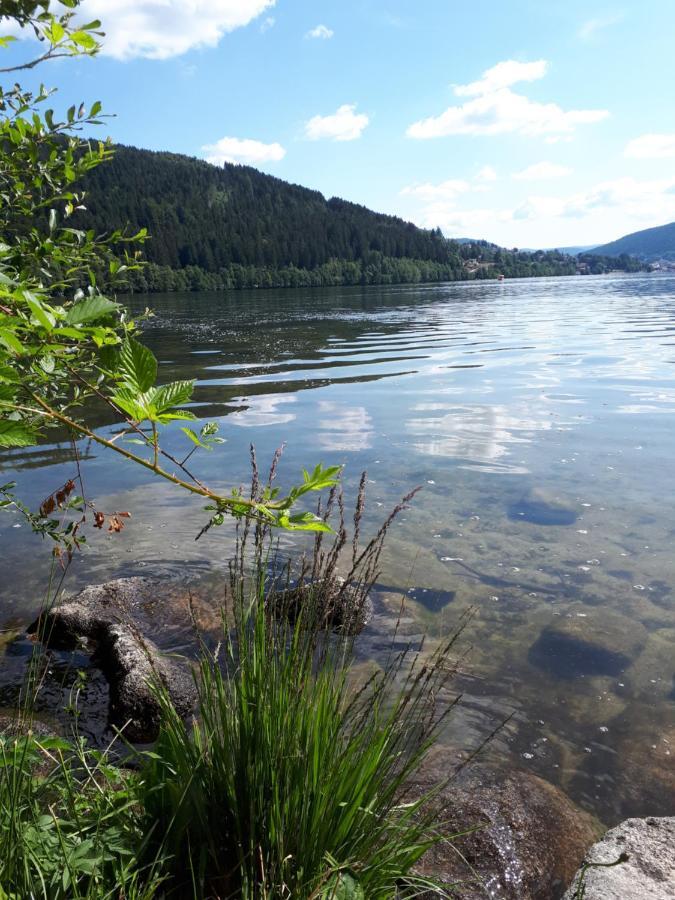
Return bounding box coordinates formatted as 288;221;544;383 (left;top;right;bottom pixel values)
138;472;465;898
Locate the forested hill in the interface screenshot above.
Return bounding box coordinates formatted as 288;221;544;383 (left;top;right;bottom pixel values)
73;145;630;292
592;221;675;262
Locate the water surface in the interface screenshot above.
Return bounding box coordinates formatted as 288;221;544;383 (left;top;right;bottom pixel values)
1;274;674;825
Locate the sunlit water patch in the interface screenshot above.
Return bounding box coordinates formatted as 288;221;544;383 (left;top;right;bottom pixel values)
1;275;674;824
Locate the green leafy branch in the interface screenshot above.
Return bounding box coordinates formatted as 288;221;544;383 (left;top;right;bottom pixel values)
0;1;103;74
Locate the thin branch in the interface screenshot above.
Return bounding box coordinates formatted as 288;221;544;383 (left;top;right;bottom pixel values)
0;49;73;74
15;392;283;523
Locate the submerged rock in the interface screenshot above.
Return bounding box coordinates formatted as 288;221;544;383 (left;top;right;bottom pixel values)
412;764;602;899
528;606;647;678
28;578;197;743
270;575;372;635
508;488;578;526
563;817;675;899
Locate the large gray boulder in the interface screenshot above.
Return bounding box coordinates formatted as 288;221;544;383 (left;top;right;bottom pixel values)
563;817;675;899
411;764;602;899
28;578;197;743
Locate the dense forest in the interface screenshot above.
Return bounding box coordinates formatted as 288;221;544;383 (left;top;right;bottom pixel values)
73;145;643;293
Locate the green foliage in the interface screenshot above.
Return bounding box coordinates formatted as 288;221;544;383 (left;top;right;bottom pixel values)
592;219;675;262
0;0;340;540
138;585;456;899
0;732;164;899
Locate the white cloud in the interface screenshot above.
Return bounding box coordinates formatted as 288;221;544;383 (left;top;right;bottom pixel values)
58;0;276;60
513;176;675;222
304;104;369;141
625;133;675;159
475;165;498;182
202;136;286;166
260;16;275;32
453;59;548;97
407;59;608;139
404;172;675;248
578;13;624;41
306;24;334;39
401;179;471;200
513;161;572;180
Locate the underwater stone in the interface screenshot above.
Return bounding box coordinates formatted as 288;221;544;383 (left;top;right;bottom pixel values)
270;575;372;635
528;607;647;679
508;487;578;526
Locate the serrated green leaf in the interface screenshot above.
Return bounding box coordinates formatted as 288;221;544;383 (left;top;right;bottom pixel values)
156;410;197;423
65;295;119;325
111;390;151;422
151;379;195;414
0;420;38;448
119;338;157;392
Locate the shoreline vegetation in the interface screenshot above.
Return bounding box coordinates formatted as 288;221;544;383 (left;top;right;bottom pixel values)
111;250;645;295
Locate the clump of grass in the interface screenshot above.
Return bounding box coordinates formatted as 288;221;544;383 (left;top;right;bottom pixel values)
141;591;463;899
137;470;464;898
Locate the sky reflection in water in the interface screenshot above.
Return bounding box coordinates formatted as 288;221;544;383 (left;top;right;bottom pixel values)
1;274;674;825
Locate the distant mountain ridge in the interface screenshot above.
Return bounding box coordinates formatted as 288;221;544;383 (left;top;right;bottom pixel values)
592;221;675;261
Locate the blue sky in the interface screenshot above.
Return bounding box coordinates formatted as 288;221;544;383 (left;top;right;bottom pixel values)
5;1;675;248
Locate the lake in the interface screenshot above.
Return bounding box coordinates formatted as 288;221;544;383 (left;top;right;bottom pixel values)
1;274;674;826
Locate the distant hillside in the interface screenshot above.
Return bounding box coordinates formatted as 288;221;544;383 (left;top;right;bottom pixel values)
593;221;675;261
552;245;597;256
71;145;633;292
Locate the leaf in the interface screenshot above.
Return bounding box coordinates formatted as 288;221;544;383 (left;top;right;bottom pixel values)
39;353;55;374
0;420;38;448
181;426;205;448
151;379;195;414
70;30;97;50
119;338;157;392
24;293;55;331
65;295;119;325
0;329;22;354
111;390;151;422
46;21;65;43
155;410;197;423
278;512;333;533
321;872;365;900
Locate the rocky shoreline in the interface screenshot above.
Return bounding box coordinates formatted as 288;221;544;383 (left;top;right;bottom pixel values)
2;577;673;897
